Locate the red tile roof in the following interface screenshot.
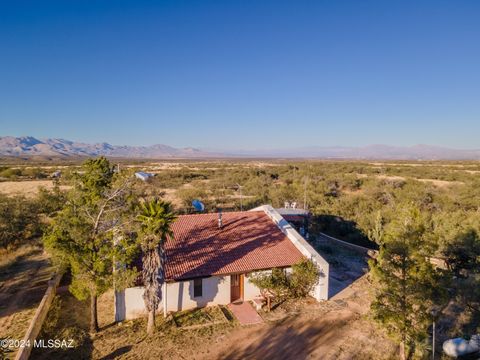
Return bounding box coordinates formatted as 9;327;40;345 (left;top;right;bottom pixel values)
163;211;304;281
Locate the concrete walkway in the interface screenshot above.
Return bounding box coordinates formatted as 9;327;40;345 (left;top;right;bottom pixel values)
227;301;263;325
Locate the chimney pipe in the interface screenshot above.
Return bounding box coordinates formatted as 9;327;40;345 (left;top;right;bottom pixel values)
218;208;223;229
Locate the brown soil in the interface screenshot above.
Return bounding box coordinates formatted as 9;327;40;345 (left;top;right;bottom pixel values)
32;275;397;360
0;247;54;358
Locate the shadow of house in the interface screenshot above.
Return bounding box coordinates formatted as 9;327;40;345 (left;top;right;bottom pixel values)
310;234;370;298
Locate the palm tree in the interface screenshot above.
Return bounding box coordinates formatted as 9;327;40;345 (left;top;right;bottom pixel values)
137;199;176;334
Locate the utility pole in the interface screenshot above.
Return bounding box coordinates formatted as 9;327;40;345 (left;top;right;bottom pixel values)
236;183;243;211
303;176;308;210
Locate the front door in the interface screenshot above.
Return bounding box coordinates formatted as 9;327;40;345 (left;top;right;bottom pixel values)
230;274;243;303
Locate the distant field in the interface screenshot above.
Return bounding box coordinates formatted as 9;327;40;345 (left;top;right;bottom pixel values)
0;180;71;198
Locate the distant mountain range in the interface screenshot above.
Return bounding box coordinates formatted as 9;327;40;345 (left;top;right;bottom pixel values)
0;136;214;158
1;136;479;160
226;144;480;160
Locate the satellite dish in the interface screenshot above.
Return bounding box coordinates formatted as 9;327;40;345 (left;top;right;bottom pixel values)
192;199;205;212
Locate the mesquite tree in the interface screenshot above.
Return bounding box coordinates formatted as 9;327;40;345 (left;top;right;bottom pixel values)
44;157;137;333
137;199;176;334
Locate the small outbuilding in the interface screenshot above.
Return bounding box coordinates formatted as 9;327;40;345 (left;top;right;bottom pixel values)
134;171;154;181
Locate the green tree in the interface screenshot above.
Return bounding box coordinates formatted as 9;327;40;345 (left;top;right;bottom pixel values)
442;229;480;278
44;157;137;333
369;207;446;359
249;259;319;310
289;259;320;298
442;229;480;315
137;199;176;334
36;179;66;217
0;194;41;251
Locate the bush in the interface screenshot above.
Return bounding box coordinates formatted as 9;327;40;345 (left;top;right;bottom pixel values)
249;259;320;300
0;168;22;179
36;183;66;216
249;268;290;298
0;194;41;251
289;259;320;297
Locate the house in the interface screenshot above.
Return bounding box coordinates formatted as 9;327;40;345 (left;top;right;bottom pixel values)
114;205;329;321
134;171;154;181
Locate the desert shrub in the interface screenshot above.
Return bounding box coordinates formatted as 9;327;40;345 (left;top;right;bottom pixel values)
176;187;210;212
21;167;48;179
249;268;290;299
0;168;22;179
0;194;41;251
289;258;320;297
249;259;320;300
36;183;66;216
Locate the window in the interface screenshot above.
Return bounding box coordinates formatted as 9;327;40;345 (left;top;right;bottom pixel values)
193;278;202;298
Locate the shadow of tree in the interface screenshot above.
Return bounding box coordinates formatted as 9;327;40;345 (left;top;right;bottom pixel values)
100;345;132;360
218;313;355;359
0;252;53;321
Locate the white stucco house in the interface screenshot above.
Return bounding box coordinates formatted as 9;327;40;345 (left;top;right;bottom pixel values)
114;205;329;321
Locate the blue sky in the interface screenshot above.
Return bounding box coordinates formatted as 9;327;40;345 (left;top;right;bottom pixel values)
0;0;479;149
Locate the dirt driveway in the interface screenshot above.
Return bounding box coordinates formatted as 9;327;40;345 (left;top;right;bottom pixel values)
200;275;397;360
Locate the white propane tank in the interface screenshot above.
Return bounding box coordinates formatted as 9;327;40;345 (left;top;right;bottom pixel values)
443;335;480;357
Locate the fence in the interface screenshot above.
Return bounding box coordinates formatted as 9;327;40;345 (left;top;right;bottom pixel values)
14;273;62;360
319;232;448;268
318;232;378;257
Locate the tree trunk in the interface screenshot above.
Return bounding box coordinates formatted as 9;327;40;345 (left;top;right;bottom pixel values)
90;293;99;333
147;310;155;334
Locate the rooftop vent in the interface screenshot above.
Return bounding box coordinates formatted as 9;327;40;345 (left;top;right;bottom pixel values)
218;209;223;229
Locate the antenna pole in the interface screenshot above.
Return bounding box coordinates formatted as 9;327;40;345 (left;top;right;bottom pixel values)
303;176;308;210
240;185;243;211
236;183;243;211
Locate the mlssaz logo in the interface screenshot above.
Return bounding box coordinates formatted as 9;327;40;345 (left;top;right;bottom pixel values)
34;339;75;349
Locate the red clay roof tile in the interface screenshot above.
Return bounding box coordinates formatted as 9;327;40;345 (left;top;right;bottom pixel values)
164;211;304;281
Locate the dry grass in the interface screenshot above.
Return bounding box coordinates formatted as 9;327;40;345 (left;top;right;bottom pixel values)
0;180;70;198
31;263;397;360
0;247;54;359
416;178;464;187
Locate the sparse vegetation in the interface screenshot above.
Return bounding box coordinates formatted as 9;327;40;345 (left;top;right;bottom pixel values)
43;157;138;333
249;258;320;304
2;158;480;359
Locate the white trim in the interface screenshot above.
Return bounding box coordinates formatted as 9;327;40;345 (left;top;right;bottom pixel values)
252;205;329;300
